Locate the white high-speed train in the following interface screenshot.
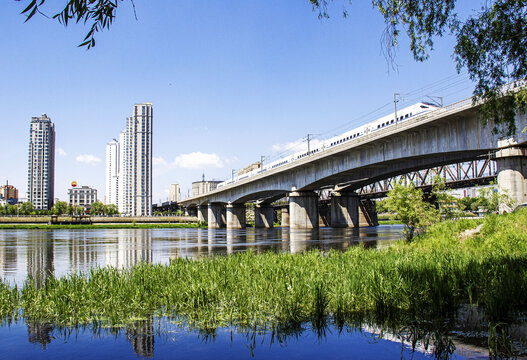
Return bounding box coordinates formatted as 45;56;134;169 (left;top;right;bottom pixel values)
217;102;439;188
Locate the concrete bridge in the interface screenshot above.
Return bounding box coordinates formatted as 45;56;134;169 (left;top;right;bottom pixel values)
180;97;527;229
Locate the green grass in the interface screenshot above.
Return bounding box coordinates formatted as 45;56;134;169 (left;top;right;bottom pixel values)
1;210;526;330
0;223;206;230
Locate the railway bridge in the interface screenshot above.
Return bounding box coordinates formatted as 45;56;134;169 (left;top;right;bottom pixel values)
180;97;527;229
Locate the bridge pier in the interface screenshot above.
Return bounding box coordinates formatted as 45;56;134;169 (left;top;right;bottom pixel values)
208;203;225;229
255;203;274;228
289;191;319;229
359;199;379;227
330;191;359;227
496;143;527;212
197;205;208;223
280;207;290;227
226;203;246;229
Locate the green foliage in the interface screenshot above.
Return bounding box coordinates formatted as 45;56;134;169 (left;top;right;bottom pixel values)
384;182;439;241
51;201;68;215
474;184;516;214
20;202;35;215
105;204;119;215
454;1;527;135
67;204;84;215
19;0;126;49
90;201;104;215
431;176;459;219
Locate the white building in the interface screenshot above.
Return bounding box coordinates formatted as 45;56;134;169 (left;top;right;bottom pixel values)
68;186;97;208
105;139;119;206
27;114;55;210
106;103;153;216
169;184;180;202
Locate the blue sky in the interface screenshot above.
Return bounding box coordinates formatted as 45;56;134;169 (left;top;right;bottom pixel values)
1;0;479;203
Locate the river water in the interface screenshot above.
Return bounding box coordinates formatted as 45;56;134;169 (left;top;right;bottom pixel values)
1;226;526;359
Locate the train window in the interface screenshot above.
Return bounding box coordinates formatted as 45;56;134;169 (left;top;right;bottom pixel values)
420;105;428;108
377;124;380;128
391;119;394;124
405;114;409;118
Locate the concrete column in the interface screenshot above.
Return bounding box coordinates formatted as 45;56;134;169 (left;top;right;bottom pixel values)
359;199;379;227
254;203;274;228
319;202;330;227
208;203;225;229
197;205;208;223
330;191;359;228
281;207;290;227
226;203;246;229
289;191;319;229
496;145;527;212
184;208;190;216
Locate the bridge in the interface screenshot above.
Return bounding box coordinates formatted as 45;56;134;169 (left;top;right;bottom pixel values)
180;96;527;229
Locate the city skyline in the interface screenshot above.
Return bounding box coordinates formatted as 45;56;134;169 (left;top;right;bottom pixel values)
1;1;478;203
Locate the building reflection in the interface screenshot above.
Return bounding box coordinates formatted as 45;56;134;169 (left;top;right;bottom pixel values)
105;229;153;268
26;231;54;288
69;231;98;274
26;319;54;349
126;318;155;358
0;231;17;275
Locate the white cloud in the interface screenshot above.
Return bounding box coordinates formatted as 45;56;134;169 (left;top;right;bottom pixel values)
57;148;67;156
76;154;101;165
153;156;168;166
175;152;224;169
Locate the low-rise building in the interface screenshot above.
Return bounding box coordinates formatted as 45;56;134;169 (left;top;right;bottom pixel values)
68;186;98;208
0;184;19;204
192;180;222;197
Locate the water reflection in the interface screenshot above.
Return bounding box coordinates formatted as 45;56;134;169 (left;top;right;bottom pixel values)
6;311;527;359
126;318;155;358
0;226;402;286
26;232;54;288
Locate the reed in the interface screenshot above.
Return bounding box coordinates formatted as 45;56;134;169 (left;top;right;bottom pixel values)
1;210;526;329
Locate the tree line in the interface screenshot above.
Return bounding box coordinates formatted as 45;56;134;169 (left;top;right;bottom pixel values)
0;201;119;216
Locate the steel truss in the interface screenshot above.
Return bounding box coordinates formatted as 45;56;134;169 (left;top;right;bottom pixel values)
356;159;497;198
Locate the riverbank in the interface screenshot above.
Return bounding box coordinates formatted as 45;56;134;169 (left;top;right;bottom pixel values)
1;210;525;330
0;215;202;229
0;215;199;224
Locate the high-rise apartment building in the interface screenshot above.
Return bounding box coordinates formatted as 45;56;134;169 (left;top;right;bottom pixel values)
27;114;55;210
106;103;153;216
105;139;119;205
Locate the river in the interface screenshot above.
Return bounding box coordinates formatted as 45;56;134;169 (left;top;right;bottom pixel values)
0;226;525;359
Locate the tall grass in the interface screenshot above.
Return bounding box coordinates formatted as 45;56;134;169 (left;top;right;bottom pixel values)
1;210;526;329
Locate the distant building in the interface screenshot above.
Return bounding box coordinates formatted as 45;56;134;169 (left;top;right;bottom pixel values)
106;103;153;216
105;138;119;206
0;184;19;204
192;180;222;197
68;186;98;208
27;114;55;210
169;184;180;202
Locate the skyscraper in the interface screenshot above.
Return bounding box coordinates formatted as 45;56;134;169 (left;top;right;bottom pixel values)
106;103;153;216
105;138;119;205
27;114;55;210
